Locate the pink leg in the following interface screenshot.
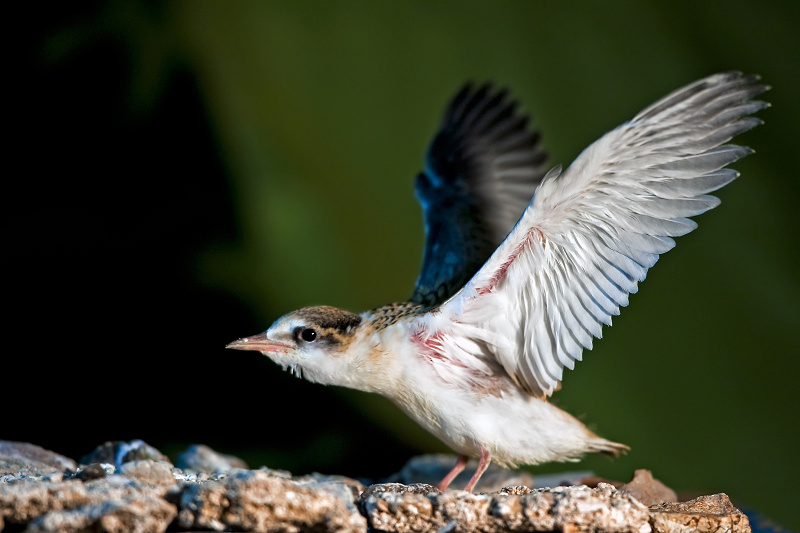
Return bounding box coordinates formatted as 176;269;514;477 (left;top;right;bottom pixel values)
437;454;468;492
463;445;491;493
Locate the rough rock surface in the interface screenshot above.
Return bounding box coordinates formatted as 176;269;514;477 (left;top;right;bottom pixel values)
580;469;678;507
0;440;76;482
621;469;678;506
26;495;177;533
0;468;179;531
0;441;77;472
119;460;177;486
75;462;116;481
176;443;249;472
176;468;366;532
0;441;756;533
650;493;751;533
80;440;171;468
0;479;91;523
293;472;367;513
361;482;652;533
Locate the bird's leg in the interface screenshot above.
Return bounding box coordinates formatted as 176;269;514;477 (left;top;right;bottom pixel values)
437;454;468;492
463;445;491;493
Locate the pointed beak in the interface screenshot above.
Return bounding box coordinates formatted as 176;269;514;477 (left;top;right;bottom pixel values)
226;332;291;353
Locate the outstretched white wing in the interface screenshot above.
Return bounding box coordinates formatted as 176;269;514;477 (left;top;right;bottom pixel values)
434;72;769;397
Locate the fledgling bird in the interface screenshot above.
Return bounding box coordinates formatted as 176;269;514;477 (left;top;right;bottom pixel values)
228;72;768;492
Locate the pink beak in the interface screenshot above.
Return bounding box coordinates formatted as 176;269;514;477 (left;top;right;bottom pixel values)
226;332;291;353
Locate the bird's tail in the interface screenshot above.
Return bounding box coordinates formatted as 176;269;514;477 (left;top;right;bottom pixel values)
587;435;630;457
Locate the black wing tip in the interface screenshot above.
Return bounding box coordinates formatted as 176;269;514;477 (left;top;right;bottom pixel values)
445;81;518;122
453;79;502;93
428;80;546;183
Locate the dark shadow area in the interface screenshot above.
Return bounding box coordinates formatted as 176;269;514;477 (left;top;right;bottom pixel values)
6;2;418;482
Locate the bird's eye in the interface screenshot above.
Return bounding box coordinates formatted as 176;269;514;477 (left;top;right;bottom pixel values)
297;328;317;343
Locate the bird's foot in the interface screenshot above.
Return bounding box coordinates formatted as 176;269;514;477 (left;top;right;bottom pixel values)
436;454;468;492
436;446;492;492
463;445;491;493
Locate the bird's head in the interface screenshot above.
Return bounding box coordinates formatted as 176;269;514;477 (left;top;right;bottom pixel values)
226;305;369;388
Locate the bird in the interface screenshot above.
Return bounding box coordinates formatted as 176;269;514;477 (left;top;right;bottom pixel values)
227;72;768;492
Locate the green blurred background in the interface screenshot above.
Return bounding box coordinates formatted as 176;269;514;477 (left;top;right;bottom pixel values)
9;1;799;528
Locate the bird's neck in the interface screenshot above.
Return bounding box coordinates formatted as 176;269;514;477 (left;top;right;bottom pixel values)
298;303;426;396
334;318;407;394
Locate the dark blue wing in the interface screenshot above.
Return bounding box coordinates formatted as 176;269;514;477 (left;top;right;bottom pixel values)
411;84;549;306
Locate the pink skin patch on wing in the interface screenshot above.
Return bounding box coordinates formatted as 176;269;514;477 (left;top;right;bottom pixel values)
411;328;447;363
411;326;506;395
478;228;543;295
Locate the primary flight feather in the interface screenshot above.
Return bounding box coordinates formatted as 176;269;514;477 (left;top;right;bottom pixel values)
228;71;768;492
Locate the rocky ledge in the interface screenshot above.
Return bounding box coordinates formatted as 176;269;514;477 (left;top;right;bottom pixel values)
0;440;750;533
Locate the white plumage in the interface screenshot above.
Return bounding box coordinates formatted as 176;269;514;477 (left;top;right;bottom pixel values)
425;72;768;397
228;72;768;491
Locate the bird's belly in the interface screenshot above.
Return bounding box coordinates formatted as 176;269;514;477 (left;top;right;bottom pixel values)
391;384;602;468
